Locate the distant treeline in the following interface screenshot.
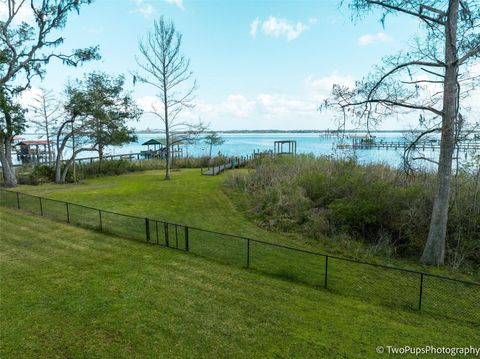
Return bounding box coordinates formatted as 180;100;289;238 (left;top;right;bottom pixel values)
137;129;430;134
28;129;480;136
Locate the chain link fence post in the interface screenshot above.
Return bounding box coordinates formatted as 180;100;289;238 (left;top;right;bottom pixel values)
184;226;189;251
324;256;329;289
145;218;150;242
418;273;424;310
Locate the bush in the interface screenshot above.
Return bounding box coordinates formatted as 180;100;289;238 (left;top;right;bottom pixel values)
32;165;56;182
12;155;223;184
226;155;479;269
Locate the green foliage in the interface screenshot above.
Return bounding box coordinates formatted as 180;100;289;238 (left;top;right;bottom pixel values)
16;167;478;281
17;156;219;184
204;131;226;158
0;0;99;93
65;72;141;156
0;88;27;138
31;165;56;183
24;164;75;184
227;155;479;269
204;132;225;146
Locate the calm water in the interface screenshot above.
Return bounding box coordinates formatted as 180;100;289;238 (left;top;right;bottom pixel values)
17;132;444;168
100;132;430;168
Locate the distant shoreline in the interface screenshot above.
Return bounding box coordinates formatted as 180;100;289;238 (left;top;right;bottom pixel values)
136;129;426;134
21;129;459;136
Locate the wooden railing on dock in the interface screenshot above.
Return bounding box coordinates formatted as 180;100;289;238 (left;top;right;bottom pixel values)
336;140;480;151
201;157;247;176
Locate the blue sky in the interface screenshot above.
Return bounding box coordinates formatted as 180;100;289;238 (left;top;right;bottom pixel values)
11;0;428;130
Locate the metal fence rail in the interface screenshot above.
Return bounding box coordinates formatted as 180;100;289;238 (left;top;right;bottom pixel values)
0;189;478;324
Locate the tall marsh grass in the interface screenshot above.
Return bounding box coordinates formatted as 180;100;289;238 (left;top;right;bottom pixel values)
226;155;480;270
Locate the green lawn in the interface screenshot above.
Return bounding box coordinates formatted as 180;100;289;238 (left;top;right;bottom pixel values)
16;169;289;243
1;207;479;358
5;169;478;321
14;169;479;278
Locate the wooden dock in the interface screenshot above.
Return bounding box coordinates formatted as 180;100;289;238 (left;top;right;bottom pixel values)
336;140;480;151
201;158;246;176
7;152;152;168
202;162;233;176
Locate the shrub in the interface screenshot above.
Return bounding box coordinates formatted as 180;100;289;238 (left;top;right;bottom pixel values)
226;155;479;269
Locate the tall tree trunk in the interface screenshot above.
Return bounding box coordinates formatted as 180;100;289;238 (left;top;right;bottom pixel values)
55;150;63;183
54;119;74;183
46;128;52;165
55;136;69;183
0;137;17;187
61;161;72;183
164;74;171;180
421;0;459;265
43;101;53;165
165;122;171;180
98;145;104;172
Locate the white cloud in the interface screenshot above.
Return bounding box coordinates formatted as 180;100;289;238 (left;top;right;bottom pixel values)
19;86;43;108
137;95;164;113
223;95;256;117
262;16;309;41
136;73;361;130
358;32;393;46
130;0;155;17
193;95;256;119
0;2;9;20
463;63;480;114
131;0;183;17
164;0;185;11
136;3;155;17
250;17;259;38
468;62;480;77
304;73;355;101
250;16;312;41
0;1;34;24
256;93;316;116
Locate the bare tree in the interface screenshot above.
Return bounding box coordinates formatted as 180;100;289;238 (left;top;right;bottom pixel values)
29;89;63;165
325;0;480;265
135;16;196;180
0;0;99;187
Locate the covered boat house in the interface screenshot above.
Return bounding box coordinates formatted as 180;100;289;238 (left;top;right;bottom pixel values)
141;138;184;159
273;140;297;155
15;140;53;163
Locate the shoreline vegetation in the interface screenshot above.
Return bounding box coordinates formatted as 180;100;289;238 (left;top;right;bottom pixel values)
226;155;480;274
7;155;480;280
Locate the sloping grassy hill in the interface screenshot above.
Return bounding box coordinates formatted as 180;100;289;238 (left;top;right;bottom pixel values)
1;207;478;358
16;168;478;280
17;169;278;241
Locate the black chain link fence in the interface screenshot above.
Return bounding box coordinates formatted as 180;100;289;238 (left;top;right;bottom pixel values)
1;189;478;324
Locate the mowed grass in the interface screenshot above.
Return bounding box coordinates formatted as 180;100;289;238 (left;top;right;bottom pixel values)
18;169;292;242
16;169;479;278
10;168;480;322
1;207;479;359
